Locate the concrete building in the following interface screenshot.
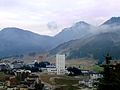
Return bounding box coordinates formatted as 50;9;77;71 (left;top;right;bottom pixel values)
56;54;65;75
46;64;57;74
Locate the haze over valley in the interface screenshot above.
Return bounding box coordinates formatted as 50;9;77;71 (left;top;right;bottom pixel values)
1;17;120;63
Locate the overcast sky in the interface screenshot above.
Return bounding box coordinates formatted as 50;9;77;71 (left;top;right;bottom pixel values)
0;0;120;36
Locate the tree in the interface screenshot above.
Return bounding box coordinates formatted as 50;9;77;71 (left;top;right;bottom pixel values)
97;54;120;90
35;82;44;90
67;67;82;76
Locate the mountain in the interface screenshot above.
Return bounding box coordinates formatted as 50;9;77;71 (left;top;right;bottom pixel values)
1;17;120;59
50;31;120;61
102;17;120;26
0;21;93;57
50;17;120;61
54;21;93;46
0;27;54;57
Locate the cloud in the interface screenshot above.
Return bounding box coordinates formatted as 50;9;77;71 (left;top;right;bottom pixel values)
47;21;59;30
0;0;120;36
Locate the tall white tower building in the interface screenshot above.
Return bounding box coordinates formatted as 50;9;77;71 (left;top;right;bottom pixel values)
56;54;65;75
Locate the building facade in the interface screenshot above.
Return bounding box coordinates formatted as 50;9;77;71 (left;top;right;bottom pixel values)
56;54;65;75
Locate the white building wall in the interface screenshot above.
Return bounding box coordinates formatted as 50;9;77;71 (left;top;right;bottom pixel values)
56;54;65;75
47;68;57;74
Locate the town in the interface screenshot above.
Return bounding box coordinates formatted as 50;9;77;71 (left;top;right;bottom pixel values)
0;54;112;90
0;54;120;90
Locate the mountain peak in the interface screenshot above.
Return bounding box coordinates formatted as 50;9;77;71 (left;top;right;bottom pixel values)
1;27;25;31
0;27;40;36
74;21;90;27
1;27;27;34
0;27;54;57
102;17;120;26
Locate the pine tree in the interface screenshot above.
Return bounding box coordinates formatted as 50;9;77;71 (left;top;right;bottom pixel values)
97;54;120;90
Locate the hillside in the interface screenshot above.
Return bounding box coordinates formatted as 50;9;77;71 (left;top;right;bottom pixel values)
50;17;120;61
1;17;120;60
0;21;94;57
54;21;93;46
0;27;54;57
